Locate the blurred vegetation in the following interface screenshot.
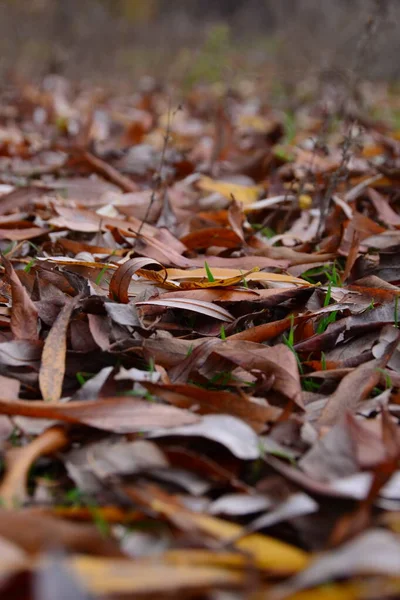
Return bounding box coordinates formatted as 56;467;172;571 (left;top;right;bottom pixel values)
0;0;398;86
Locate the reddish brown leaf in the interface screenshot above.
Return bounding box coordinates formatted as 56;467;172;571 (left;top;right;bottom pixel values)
0;509;121;556
319;327;400;427
0;227;48;240
180;227;243;250
1;254;38;341
109;257;167;303
145;382;281;431
213;341;304;408
81;150;139;193
0;396;199;433
341;230;360;283
0;426;69;507
228;314;301;343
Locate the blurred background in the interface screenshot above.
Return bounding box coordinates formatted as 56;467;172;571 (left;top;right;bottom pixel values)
0;0;398;87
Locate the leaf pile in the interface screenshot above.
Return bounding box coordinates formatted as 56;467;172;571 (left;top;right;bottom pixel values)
0;77;400;598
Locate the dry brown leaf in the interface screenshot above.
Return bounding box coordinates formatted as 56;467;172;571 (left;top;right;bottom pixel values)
1;254;38;341
109;256;166;302
0;509;121;556
0;426;69;508
0;227;48;241
213;341;304;408
368;188;400;226
136;297;235;322
3;63;400;600
181;227;243;249
39;298;77;402
0;396;199;433
319;327;400;427
144;382;280;431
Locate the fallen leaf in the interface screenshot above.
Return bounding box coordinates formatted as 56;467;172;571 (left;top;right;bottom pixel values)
150;497;309;574
0;397;199;433
180;227;243;249
109;257;166;303
278;530;400;596
136;297;235;322
0;227;48;241
1;255;38;341
70;555;244;595
368;188;400;226
164;267;311;287
213;341;304;408
197;176;262;205
208;493;271;516
0;509;121;556
39;298;77;402
0;426;69;508
145;382;280;431
318;326;400;426
241;492;318;535
150;414;261;459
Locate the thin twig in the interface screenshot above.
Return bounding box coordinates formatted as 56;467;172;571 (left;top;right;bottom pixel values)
132;99;180;250
314;1;388;240
316;121;357;239
82;150;138;193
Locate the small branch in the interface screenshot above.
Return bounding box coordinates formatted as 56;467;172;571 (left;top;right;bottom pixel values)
132;99;179;250
82;150;138;193
316;121;357;239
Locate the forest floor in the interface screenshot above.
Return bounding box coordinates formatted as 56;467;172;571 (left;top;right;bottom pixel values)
0;74;399;598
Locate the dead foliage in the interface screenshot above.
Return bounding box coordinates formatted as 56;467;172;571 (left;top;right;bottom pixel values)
0;75;400;598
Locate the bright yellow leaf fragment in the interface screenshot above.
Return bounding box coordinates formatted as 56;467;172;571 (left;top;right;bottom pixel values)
70;555;244;595
165;268;312;287
197;176;262;205
299;194;312;210
275;582;360;600
152;499;309;575
134;266;313;290
237;114;272;132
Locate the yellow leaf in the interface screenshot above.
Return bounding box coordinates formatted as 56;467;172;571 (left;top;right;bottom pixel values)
152;499;309;574
194;513;308;574
237;114;272;132
135;267;254;289
133;266;312;291
299;194;312;210
164;268;312;287
280;580;382;600
70;555;244;595
163;549;248;569
197;176;262;205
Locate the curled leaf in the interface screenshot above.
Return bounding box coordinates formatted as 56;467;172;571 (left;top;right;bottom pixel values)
0;426;69;508
109;257;167;303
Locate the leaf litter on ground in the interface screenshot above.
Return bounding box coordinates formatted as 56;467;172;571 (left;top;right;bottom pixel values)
0;73;400;598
